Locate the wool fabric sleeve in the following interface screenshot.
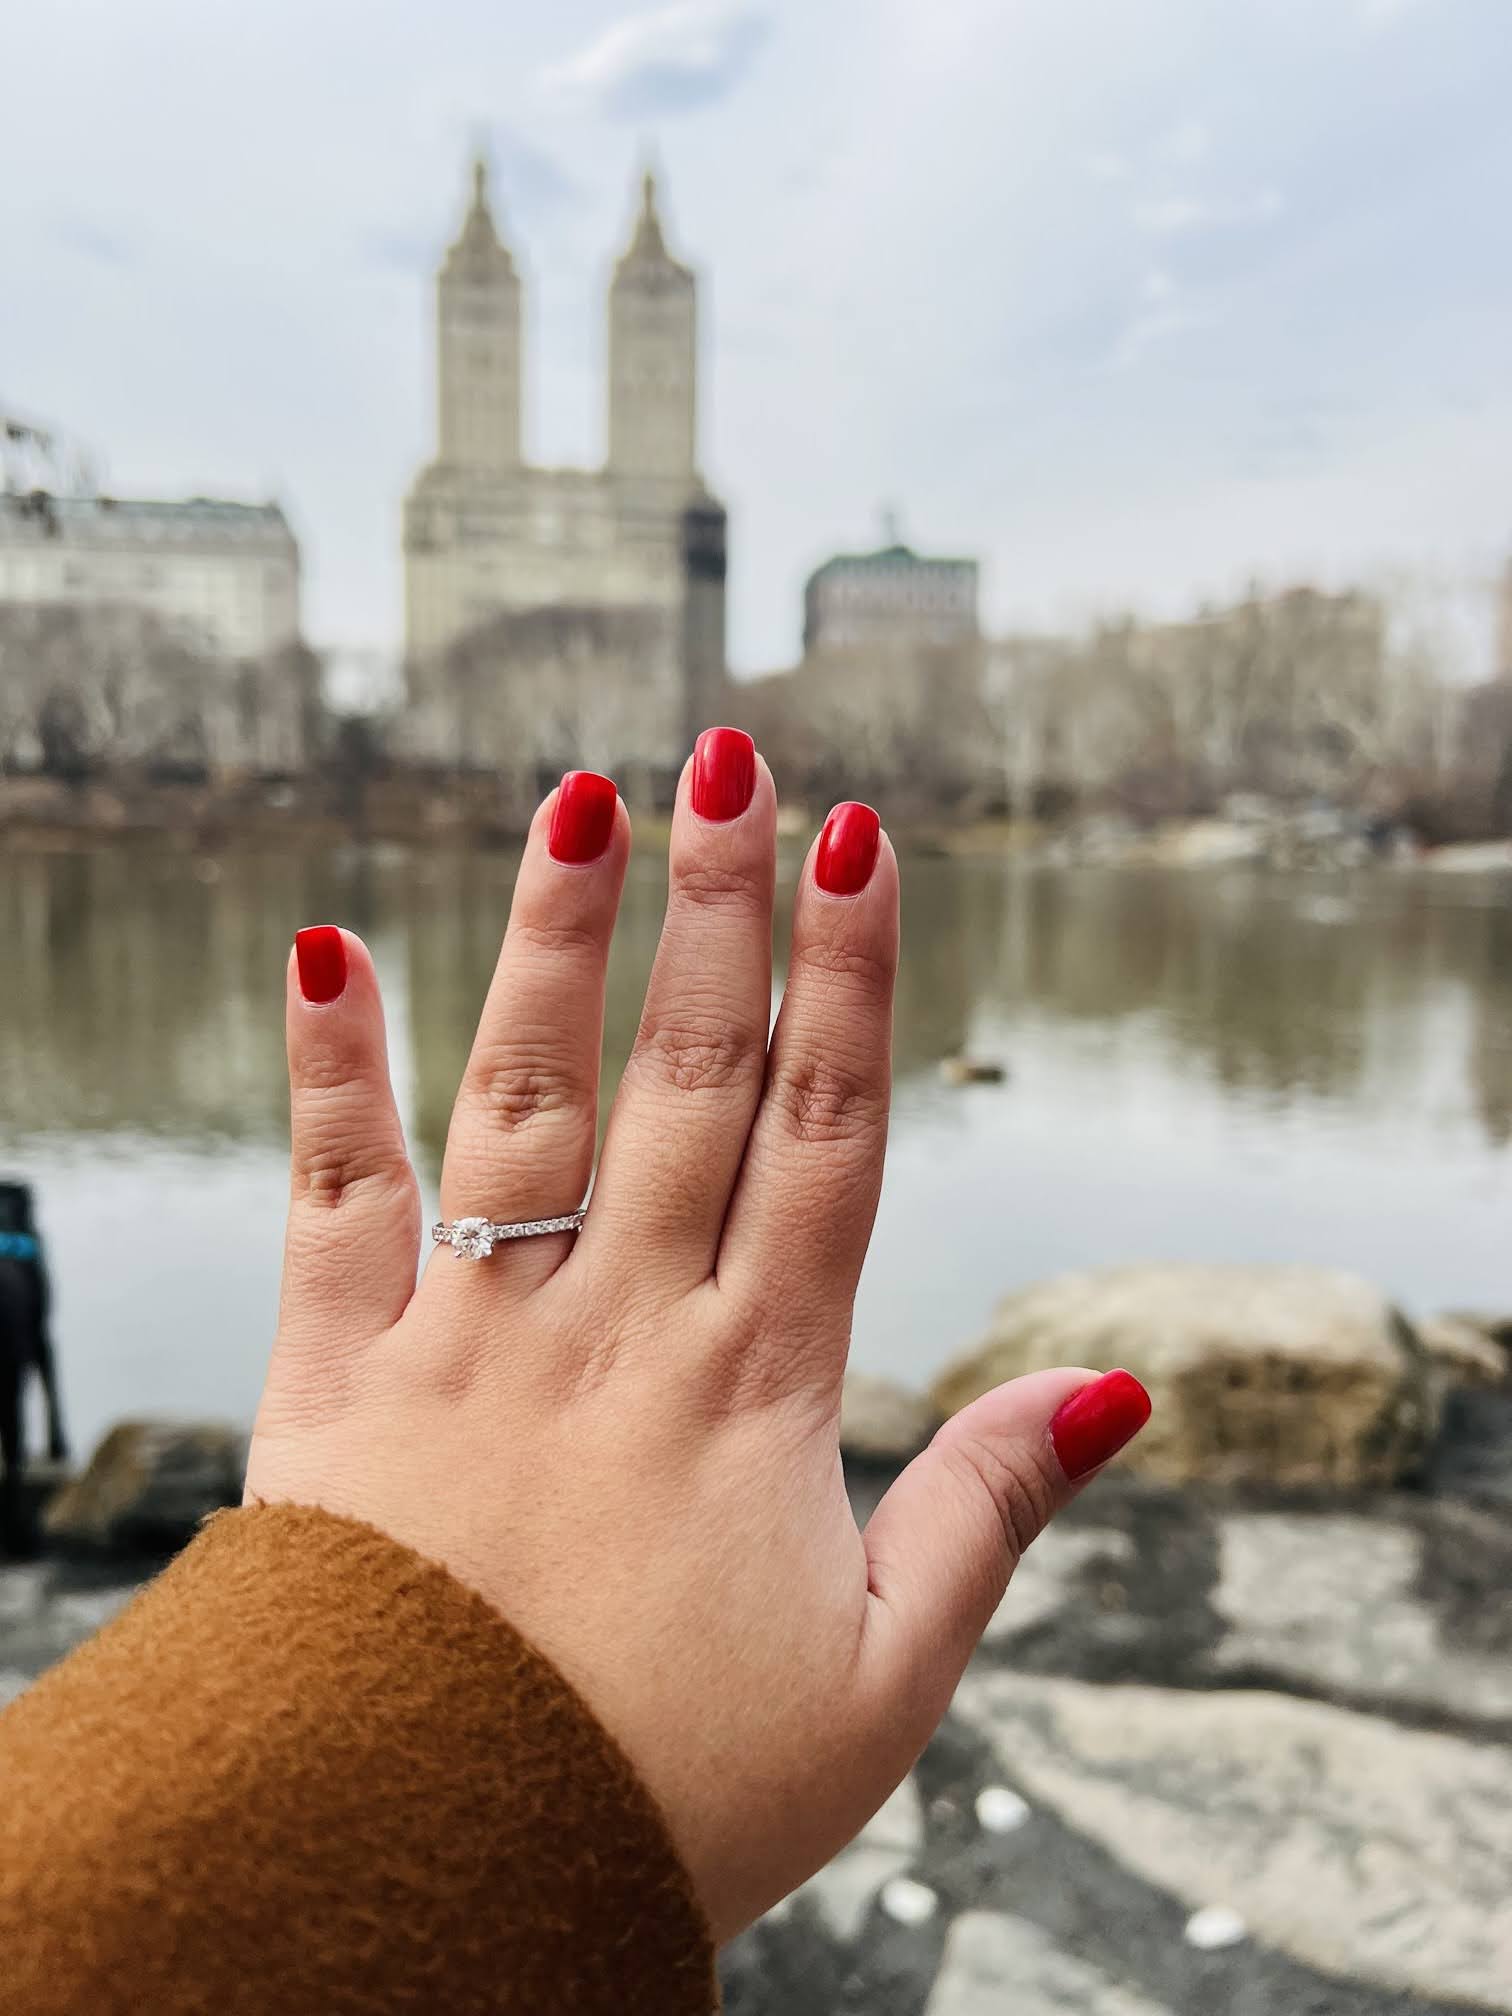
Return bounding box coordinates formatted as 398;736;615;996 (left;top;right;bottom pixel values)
0;1501;716;2014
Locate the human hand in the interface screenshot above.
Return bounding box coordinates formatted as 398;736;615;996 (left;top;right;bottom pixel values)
245;732;1150;1940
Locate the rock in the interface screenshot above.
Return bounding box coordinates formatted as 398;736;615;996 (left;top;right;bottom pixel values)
862;1775;924;1855
955;1671;1512;2010
0;1564;46;1630
43;1420;247;1555
1155;819;1266;867
1421;1314;1509;1387
974;1786;1031;1834
927;1912;1173;2016
774;1846;905;1945
0;1557;147;1677
1211;1510;1512;1719
770;1773;923;1942
50;1586;136;1637
938;1056;1007;1086
1443;1308;1512;1350
840;1375;940;1464
931;1265;1432;1487
983;1523;1134;1644
879;1877;937;1926
1420;841;1512;874
1183;1906;1247;1952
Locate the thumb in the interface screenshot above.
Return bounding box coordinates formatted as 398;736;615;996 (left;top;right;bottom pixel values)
859;1367;1151;1729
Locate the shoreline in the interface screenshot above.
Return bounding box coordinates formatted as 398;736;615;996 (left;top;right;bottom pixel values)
6;781;1512;878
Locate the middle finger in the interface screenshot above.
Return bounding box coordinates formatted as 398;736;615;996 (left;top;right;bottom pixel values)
583;728;774;1293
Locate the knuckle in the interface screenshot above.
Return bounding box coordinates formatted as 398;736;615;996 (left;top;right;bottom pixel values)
295;1049;373;1096
768;1051;887;1149
791;935;895;998
468;1042;588;1132
700;1296;779;1408
294;1142;416;1216
672;859;768;921
943;1430;1058;1567
635;1009;762;1098
506;915;604;964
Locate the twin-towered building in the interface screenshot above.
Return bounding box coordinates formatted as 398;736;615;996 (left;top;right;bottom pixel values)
402;159;727;790
1;147;985;800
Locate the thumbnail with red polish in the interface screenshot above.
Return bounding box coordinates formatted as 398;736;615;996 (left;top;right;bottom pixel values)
549;771;618;864
1049;1369;1152;1480
815;802;881;896
691;727;756;822
295;925;347;1005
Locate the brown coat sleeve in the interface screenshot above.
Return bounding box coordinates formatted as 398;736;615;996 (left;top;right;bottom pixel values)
0;1503;715;2015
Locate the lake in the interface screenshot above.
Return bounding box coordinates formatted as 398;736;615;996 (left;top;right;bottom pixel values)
5;840;1512;1456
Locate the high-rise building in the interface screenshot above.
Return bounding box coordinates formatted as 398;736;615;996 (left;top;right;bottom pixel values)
803;538;979;654
0;492;300;660
402;156;725;785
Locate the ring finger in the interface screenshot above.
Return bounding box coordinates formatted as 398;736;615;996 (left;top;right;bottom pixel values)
433;770;628;1293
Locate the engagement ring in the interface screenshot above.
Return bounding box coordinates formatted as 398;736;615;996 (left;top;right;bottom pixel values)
431;1212;587;1260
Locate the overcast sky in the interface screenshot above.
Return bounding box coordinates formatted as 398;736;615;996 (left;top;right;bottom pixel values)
4;0;1510;674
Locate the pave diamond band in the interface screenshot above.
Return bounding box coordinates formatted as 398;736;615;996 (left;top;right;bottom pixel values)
431;1210;587;1260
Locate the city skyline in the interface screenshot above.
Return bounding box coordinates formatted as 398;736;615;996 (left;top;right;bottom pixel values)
3;0;1510;677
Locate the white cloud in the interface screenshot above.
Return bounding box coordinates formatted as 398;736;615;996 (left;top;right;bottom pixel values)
1358;0;1432;25
1111;269;1211;368
1133;186;1283;235
1111;299;1209;368
1087;150;1132;183
1133;195;1213;234
539;1;769;119
1159;117;1210;166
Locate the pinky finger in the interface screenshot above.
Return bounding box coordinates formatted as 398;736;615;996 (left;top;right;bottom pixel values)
280;926;420;1348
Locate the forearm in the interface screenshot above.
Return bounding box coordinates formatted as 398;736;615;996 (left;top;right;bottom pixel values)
0;1504;714;2016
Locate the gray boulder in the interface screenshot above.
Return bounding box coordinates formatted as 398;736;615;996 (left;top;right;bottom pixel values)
43;1420;247;1554
931;1264;1432;1487
1422;1313;1510;1387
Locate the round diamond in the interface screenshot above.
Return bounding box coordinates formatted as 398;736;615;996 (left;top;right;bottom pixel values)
448;1216;496;1260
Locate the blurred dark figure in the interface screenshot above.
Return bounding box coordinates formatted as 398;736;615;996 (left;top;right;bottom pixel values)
0;1182;67;1557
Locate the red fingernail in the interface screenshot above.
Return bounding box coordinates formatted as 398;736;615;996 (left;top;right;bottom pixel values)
295;925;347;1005
549;771;618;864
1049;1370;1152;1480
691;726;756;822
815;802;881;895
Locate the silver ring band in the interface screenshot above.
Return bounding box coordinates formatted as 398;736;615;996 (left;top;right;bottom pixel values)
432;1211;586;1260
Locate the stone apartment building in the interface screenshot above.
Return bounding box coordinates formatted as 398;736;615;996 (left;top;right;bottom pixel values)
803;538;979;653
402;158;727;796
0;490;310;776
0;492;300;661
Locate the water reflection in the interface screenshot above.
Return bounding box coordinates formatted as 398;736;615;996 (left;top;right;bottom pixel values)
3;843;1512;1447
7;844;1512;1148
